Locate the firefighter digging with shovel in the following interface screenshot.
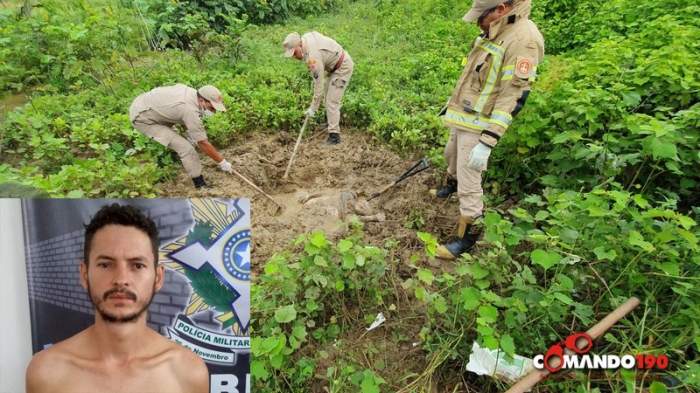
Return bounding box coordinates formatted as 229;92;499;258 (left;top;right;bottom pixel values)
283;31;354;147
129;84;234;190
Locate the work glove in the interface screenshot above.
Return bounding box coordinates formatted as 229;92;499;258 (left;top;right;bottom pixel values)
304;108;316;117
468;143;491;169
218;159;232;173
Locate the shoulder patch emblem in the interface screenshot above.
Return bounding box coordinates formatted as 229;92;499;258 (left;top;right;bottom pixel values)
307;59;317;72
517;59;532;76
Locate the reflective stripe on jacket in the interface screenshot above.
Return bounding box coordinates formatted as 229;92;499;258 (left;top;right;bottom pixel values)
443;0;544;147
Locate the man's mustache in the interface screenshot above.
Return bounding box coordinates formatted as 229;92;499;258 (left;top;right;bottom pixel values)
103;288;137;301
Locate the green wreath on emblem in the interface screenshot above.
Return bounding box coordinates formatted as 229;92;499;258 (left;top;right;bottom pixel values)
183;221;238;329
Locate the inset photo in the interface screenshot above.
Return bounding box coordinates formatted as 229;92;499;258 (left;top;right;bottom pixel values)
1;198;250;393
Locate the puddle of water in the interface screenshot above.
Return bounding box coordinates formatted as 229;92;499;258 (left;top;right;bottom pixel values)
0;93;27;112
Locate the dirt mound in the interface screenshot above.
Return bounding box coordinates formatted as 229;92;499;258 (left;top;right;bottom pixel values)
159;127;462;276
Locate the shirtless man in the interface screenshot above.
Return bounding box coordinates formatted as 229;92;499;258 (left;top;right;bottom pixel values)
25;203;209;393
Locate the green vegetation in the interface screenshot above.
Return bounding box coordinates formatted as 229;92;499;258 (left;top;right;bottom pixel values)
253;227;393;392
1;0;698;391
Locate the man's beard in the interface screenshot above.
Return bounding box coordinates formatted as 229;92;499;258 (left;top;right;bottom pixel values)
87;280;156;324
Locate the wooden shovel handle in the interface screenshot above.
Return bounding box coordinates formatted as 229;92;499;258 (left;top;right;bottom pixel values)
505;297;641;393
230;168;283;209
376;181;397;196
283;115;310;179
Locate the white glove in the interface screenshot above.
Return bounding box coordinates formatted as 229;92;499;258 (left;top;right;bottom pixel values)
468;143;492;169
304;108;316;117
218;159;232;173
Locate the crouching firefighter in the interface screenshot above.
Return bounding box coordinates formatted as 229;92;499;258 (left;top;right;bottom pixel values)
129;84;234;189
432;0;544;260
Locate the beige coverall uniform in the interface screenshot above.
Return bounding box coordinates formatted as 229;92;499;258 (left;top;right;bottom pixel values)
301;31;354;135
129;84;209;179
442;0;544;218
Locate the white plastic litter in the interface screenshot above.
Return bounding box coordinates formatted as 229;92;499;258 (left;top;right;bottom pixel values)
366;312;386;331
465;341;534;385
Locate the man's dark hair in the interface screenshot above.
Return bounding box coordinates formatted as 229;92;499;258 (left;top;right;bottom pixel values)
83;203;159;269
504;0;515;6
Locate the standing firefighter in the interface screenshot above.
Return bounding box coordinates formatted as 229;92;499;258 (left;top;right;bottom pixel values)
129;84;234;189
283;31;354;147
432;0;544;260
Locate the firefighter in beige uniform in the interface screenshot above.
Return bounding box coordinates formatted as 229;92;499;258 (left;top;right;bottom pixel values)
129;84;233;189
433;0;544;260
283;31;354;147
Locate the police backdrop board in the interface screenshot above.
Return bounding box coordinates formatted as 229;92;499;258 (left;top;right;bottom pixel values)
21;198;251;393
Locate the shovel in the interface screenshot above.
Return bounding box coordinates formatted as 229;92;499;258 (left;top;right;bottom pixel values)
283;115;310;180
367;158;430;201
229;168;284;212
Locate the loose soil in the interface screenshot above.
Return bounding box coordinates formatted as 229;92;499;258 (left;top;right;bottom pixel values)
159;126;463;275
158;126;478;391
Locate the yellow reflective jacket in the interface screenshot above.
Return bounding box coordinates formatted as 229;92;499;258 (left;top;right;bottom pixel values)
442;0;544;147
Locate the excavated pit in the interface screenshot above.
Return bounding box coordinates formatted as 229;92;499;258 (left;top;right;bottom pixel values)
159;127;464;277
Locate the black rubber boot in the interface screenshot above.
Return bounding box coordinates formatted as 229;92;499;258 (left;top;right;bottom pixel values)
192;175;212;189
324;133;340;147
436;216;483;260
429;174;458;198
